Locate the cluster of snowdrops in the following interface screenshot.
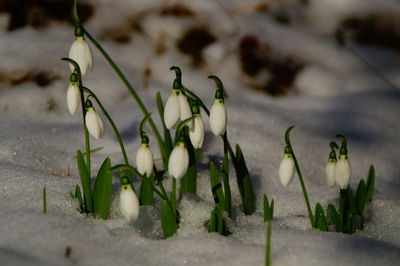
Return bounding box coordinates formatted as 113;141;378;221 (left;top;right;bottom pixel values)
63;4;375;238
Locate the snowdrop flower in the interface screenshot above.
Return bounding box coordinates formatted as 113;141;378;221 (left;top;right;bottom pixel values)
66;73;81;115
168;139;189;179
164;78;192;129
279;145;295;187
189;104;204;149
136;133;154;177
325;142;338;187
85;101;104;139
119;176;140;221
209;76;227;136
68;25;93;77
335;135;351;189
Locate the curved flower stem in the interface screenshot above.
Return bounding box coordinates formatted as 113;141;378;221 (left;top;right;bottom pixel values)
265;220;272;266
61;57;91;177
285;126;315;228
81;27;168;168
83;87;129;166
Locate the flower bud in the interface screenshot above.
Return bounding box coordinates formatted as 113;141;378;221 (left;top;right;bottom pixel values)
279;153;295;187
85;107;104;139
136;143;154;176
335;155;351;189
209;99;227;136
67;82;81;115
68;36;93;76
189;114;205;149
164;90;180;129
168;141;189;179
325;159;336;187
119;177;140;221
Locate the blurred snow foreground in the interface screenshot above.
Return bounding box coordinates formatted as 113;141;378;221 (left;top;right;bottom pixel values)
0;0;400;265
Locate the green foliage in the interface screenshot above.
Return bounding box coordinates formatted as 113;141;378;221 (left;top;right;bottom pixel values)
139;174;155;206
263;194;274;222
230;144;256;215
77;150;93;213
161;200;178;238
207;204;230;236
210;162;225;206
93;158;113;219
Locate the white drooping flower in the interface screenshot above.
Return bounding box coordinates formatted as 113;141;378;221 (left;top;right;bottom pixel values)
168;141;189;179
164;90;180;129
136;143;154;176
189;114;205;149
178;93;193;129
69;36;93;76
279;153;295;187
85;107;104;139
67;82;81;115
325;159;336;187
120;181;140;221
335;155;351;189
209;99;227;136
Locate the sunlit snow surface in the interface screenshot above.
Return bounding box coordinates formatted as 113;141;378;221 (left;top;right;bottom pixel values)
0;0;399;265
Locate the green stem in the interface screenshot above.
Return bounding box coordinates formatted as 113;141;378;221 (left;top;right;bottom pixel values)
84;87;129;165
172;178;177;216
43;186;47;214
285;126;315;228
82;27;168;169
265;220;272;266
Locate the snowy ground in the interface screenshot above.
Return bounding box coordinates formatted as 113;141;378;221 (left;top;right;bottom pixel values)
1;0;400;265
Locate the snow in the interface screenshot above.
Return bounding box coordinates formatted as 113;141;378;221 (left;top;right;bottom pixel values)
0;0;400;265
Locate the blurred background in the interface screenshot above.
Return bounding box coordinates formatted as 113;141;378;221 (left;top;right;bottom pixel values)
1;0;400;114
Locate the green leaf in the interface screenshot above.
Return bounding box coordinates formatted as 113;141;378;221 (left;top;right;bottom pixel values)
208;204;230;236
161;200;178;238
93;157;113;219
156;91;173;155
180;141;197;196
347;188;357;215
74;184;84;212
139;174;154;206
263;194;274;222
208;208;217;233
231;144;256;215
314;203;328;231
77;150;93;213
366;165;375;201
355;179;367;215
327;204;339;232
210;162;225;206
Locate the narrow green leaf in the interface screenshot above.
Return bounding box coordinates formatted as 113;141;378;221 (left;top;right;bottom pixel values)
355;179;367;215
216;205;224;234
231;144;256;215
327;204;339;231
42;186;47;214
156;91;173;155
93;157;113;219
263;194;273;222
315;203;328;231
366;165;375;201
347;188;357;215
180;143;197;196
74;184;84;212
210;162;225;206
77;150;93;213
139;174;154;206
208;208;217;233
161;200;178;238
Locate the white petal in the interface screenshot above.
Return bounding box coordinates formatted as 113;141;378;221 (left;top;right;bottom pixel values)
189;116;204;149
67;83;81;114
136;145;154;176
164;93;180;129
168;144;189;179
120;184;140;221
69;38;93;76
325;161;336;187
335;158;351;189
85;109;104;139
279;156;295;187
209;100;227;136
178;93;193;129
